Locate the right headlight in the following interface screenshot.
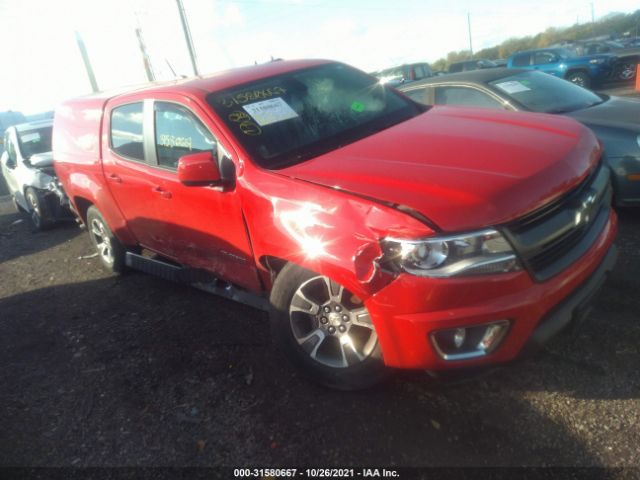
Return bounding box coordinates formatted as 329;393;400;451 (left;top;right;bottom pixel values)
381;229;521;278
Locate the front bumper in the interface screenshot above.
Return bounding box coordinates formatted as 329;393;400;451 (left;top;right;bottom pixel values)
366;209;618;370
520;243;617;355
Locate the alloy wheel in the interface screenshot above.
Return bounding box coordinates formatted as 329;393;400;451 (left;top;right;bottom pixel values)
288;275;377;369
90;218;114;265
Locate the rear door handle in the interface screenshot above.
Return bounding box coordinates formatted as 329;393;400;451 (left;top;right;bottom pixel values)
152;186;172;199
107;173;122;183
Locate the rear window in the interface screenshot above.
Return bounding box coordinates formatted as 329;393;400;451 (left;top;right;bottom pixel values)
207;63;421;169
489;71;603;113
110;103;144;161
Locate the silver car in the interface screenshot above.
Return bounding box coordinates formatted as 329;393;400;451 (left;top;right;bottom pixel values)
0;119;69;229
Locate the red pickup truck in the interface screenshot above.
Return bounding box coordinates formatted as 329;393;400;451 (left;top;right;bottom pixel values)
53;60;617;390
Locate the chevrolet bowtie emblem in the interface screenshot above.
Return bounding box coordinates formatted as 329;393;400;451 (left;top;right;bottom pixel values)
574;191;598;227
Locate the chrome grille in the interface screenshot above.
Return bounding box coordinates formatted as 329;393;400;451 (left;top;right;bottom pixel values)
503;162;611;282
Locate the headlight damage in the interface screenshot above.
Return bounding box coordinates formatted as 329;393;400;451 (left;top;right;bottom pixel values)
381;229;521;277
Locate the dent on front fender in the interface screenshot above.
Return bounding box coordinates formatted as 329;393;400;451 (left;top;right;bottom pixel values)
240;169;433;300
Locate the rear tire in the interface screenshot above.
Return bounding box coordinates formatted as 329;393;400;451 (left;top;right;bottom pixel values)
614;61;637;81
86;206;126;273
269;263;388;390
25;187;53;231
565;71;591;89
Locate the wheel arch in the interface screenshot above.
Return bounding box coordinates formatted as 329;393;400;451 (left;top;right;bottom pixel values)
72;196;94;224
564;67;590;78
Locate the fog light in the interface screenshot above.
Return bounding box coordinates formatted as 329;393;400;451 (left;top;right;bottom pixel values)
431;321;510;361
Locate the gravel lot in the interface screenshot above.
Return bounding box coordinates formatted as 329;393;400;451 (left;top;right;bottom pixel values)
0;195;638;469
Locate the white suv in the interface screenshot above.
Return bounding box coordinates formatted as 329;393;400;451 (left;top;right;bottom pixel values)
0;119;69;229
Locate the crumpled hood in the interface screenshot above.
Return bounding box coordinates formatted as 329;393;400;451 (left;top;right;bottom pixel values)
29;151;54;168
278;106;601;232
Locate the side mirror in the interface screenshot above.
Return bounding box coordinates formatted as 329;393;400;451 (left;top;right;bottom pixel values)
177;151;222;187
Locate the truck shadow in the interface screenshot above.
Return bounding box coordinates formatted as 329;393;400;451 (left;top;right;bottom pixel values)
0;273;634;468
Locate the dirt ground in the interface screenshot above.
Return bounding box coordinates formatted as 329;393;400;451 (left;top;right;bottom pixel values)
0;196;638;469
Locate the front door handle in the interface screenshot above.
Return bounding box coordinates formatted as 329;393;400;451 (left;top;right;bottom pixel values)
152;186;172;199
107;173;122;183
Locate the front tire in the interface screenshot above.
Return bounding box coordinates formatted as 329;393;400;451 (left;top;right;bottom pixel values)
86;206;126;273
566;71;591;89
269;263;388;390
25;187;53;231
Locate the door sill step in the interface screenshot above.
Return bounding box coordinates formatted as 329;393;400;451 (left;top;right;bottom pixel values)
125;252;269;311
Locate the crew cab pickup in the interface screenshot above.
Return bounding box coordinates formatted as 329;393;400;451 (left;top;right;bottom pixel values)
53;60;617;390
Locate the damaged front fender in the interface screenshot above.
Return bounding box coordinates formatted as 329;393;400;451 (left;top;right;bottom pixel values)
240;167;434;300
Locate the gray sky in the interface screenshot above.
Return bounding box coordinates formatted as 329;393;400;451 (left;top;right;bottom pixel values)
1;0;638;113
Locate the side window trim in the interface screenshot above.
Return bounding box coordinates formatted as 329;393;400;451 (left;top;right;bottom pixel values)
150;99;218;173
109;101;147;165
143;99;158;167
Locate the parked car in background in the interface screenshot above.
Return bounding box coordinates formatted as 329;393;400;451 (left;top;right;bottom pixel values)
0;110;27;138
25;110;55;122
0;119;70;229
573;40;640;81
399;68;640;206
371;62;433;86
448;59;497;73
53;59;617;390
507;47;617;88
621;37;640;48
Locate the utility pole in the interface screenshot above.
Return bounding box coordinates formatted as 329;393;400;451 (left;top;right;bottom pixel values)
176;0;199;76
467;12;473;58
74;31;99;93
135;28;155;82
590;2;595;23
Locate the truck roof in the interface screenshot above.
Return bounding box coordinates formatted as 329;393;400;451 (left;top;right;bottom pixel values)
62;59;332;108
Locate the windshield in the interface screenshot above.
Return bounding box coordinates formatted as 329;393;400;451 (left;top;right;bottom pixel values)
17;125;52;158
207;63;421;169
489;71;603;113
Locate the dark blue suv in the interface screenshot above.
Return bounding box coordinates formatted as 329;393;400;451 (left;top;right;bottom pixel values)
507;48;617;88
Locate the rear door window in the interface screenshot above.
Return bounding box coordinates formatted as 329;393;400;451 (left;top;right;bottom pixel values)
403;88;429;105
434;86;502;109
110;103;144;161
154;102;217;170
